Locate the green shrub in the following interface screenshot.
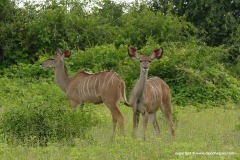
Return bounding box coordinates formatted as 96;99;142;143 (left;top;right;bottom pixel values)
121;39;240;106
60;41;240;106
1;40;239;107
0;78;105;146
1;104;102;146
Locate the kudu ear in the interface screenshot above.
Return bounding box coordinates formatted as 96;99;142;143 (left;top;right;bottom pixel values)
128;46;140;60
63;49;71;58
150;47;163;60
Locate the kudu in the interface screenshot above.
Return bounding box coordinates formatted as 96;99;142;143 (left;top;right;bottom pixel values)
128;46;175;141
40;48;129;137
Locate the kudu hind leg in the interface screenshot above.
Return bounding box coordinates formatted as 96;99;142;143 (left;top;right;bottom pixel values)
105;103;124;137
162;105;175;140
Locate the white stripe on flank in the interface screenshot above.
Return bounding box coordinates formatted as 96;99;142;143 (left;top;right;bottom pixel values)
106;72;116;90
102;72;111;90
94;74;101;97
152;78;162;94
149;81;157;101
86;75;93;98
78;81;83;100
111;72;116;85
144;84;149;99
99;73;101;95
150;79;159;91
82;76;89;99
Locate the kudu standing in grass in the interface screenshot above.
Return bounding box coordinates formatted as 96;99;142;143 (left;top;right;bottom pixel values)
128;46;175;141
40;48;129;137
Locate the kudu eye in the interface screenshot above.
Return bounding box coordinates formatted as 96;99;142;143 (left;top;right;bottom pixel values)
139;60;142;63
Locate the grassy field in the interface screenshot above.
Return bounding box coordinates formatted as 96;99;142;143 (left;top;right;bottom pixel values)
0;103;239;160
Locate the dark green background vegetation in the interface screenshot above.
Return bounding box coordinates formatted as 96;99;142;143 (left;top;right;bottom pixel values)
1;0;239;105
0;0;239;146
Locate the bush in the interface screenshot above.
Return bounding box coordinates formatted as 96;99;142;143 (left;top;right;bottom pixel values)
0;78;105;146
119;39;240;106
0;54;54;79
1;104;102;146
1;40;239;107
49;41;240;106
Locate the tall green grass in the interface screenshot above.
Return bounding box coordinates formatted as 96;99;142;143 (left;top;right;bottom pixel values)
0;104;239;159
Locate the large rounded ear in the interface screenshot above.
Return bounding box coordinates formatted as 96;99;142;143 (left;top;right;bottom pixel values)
150;47;163;60
64;49;71;58
128;46;140;60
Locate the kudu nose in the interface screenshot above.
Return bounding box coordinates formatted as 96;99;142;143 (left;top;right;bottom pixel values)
143;66;148;70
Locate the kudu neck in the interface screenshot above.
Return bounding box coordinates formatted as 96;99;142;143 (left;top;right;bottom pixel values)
54;60;70;92
135;69;148;98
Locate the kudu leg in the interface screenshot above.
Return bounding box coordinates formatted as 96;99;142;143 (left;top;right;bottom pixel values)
162;106;175;141
132;112;140;138
149;113;160;138
142;112;149;141
70;100;78;108
167;115;175;141
105;103;124;138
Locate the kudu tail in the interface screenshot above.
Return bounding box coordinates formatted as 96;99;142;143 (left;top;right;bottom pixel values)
119;81;130;107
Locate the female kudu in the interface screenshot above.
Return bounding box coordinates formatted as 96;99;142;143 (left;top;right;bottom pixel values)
40;48;129;138
128;46;175;141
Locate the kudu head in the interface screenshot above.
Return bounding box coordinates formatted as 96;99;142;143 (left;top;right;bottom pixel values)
40;48;71;68
128;46;163;72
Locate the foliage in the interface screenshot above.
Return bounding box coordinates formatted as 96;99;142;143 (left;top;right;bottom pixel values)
149;0;240;47
156;41;240;105
1;38;239;106
6;39;234;106
0;0;198;68
226;24;240;76
1;0;239;73
120;7;197;47
147;0;240;71
0;0;34;66
0;77;105;145
97;0;125;26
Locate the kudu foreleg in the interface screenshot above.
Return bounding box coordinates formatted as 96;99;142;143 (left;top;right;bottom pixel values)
142;112;149;141
149;113;160;138
132;111;140;138
70;100;78;108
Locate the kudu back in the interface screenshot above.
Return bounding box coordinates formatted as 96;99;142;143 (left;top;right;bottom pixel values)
128;46;175;141
40;48;129;137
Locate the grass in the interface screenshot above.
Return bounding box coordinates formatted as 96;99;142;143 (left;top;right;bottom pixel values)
0;103;239;160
